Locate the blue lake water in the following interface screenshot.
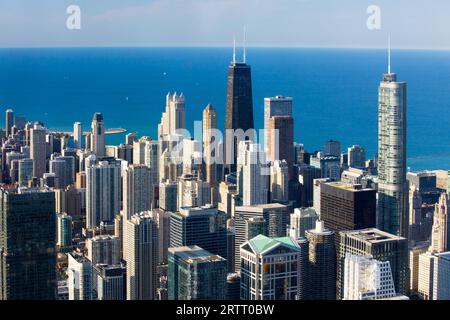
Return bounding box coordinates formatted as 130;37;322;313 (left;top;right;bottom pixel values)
0;47;449;171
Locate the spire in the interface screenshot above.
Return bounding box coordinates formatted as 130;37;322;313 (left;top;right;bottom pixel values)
233;37;236;64
388;33;391;74
243;25;247;64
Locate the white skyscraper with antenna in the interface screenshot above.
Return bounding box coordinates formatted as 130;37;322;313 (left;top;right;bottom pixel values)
377;35;408;237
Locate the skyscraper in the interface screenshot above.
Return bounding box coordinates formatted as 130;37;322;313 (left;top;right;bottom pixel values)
170;205;228;260
123;164;154;220
30;124;47;179
73;122;82;149
289;207;319;239
158;92;186;137
377;41;408;237
430;193;450;253
347;145;366;168
0;187;57;300
90;113;106;158
264;96;293;154
223;46;254;176
168;246;227;300
68;252;93;300
124;212;158;300
305;221;336;300
86;235;121;266
338;228;408;299
86;160;121;229
267;116;294;180
5;109;13;138
18;158;33;187
203;104;218;201
240;235;302;300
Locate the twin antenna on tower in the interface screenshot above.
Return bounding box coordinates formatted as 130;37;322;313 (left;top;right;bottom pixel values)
233;26;247;64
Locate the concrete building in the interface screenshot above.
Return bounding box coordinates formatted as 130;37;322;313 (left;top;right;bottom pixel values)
123;164;154;220
86;235;121;266
124;212;158;300
289;207;319;239
68;252;93;300
240;234;302;300
90;113;106;158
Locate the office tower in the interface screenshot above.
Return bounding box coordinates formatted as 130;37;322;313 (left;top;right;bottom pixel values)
226;227;236;273
240;235;302;300
310;154;340;181
347;145;366;168
76;171;86;189
319;182;376;248
203;104;218;202
158;92;186;137
123;164;154;220
338;228;408;299
5;109;13;138
245;217;265;240
86;235;120;266
343;253;401;300
409;242;429;297
133;136;151;165
86;160;121;229
218;181;237;218
30;124;47;179
223;48;254;177
18;158;33;187
124;212;158;300
181;138;202;175
0;187;56;300
73;122;82;149
407;171;440;205
57;213;72;252
305;221;336;300
268;116;294;180
314;178;337;215
49;158;66;188
430;193;450;253
85;133;91;151
324;140;340;157
264;96;293;153
90;113;106;158
93;264;126;300
68;252;93;300
239;142;269;206
418;251;450;300
177;173;211;209
150;208;171;264
270;160;289;202
159;180;177;212
234;203;290;271
168;246;227;300
170;205;227;260
144;139;159;184
289;207;319;239
14;116;26;130
377;44;408;237
298;166;321;208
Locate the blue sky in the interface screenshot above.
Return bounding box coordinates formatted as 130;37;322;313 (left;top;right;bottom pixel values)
0;0;448;49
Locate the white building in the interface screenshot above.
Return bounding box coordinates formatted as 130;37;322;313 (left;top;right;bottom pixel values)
418;251;450;300
270;160;289;203
158;92;186;137
68;252;93;300
86;160;122;229
123;164;154;220
73;122;82;149
289;207;319;239
343;253;398;300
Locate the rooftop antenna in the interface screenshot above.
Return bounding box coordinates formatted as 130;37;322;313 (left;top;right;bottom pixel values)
243;25;247;64
388;33;391;74
233;37;236;64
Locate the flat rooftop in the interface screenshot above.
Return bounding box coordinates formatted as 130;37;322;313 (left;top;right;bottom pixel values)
342;228;406;243
169;246;225;264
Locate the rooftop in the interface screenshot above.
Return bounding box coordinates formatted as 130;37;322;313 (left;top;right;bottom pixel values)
247;234;300;254
342;228;406;243
169;245;225;264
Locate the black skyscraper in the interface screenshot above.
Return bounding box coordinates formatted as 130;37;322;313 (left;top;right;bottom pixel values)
223;55;254;177
0;187;57;300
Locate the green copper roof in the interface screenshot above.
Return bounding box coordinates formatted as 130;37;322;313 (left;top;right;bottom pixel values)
249;234;299;253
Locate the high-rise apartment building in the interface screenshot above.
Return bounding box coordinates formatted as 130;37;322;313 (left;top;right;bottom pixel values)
264;96;293;154
123;164;154;220
90;113;106;158
124;212;158;300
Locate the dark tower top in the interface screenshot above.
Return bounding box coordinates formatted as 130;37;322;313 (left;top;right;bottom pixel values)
225;62;254;132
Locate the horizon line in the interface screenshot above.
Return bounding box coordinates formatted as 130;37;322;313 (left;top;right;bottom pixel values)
0;44;450;52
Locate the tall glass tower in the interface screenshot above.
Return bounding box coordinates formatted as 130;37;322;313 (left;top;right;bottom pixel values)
377;39;408;237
